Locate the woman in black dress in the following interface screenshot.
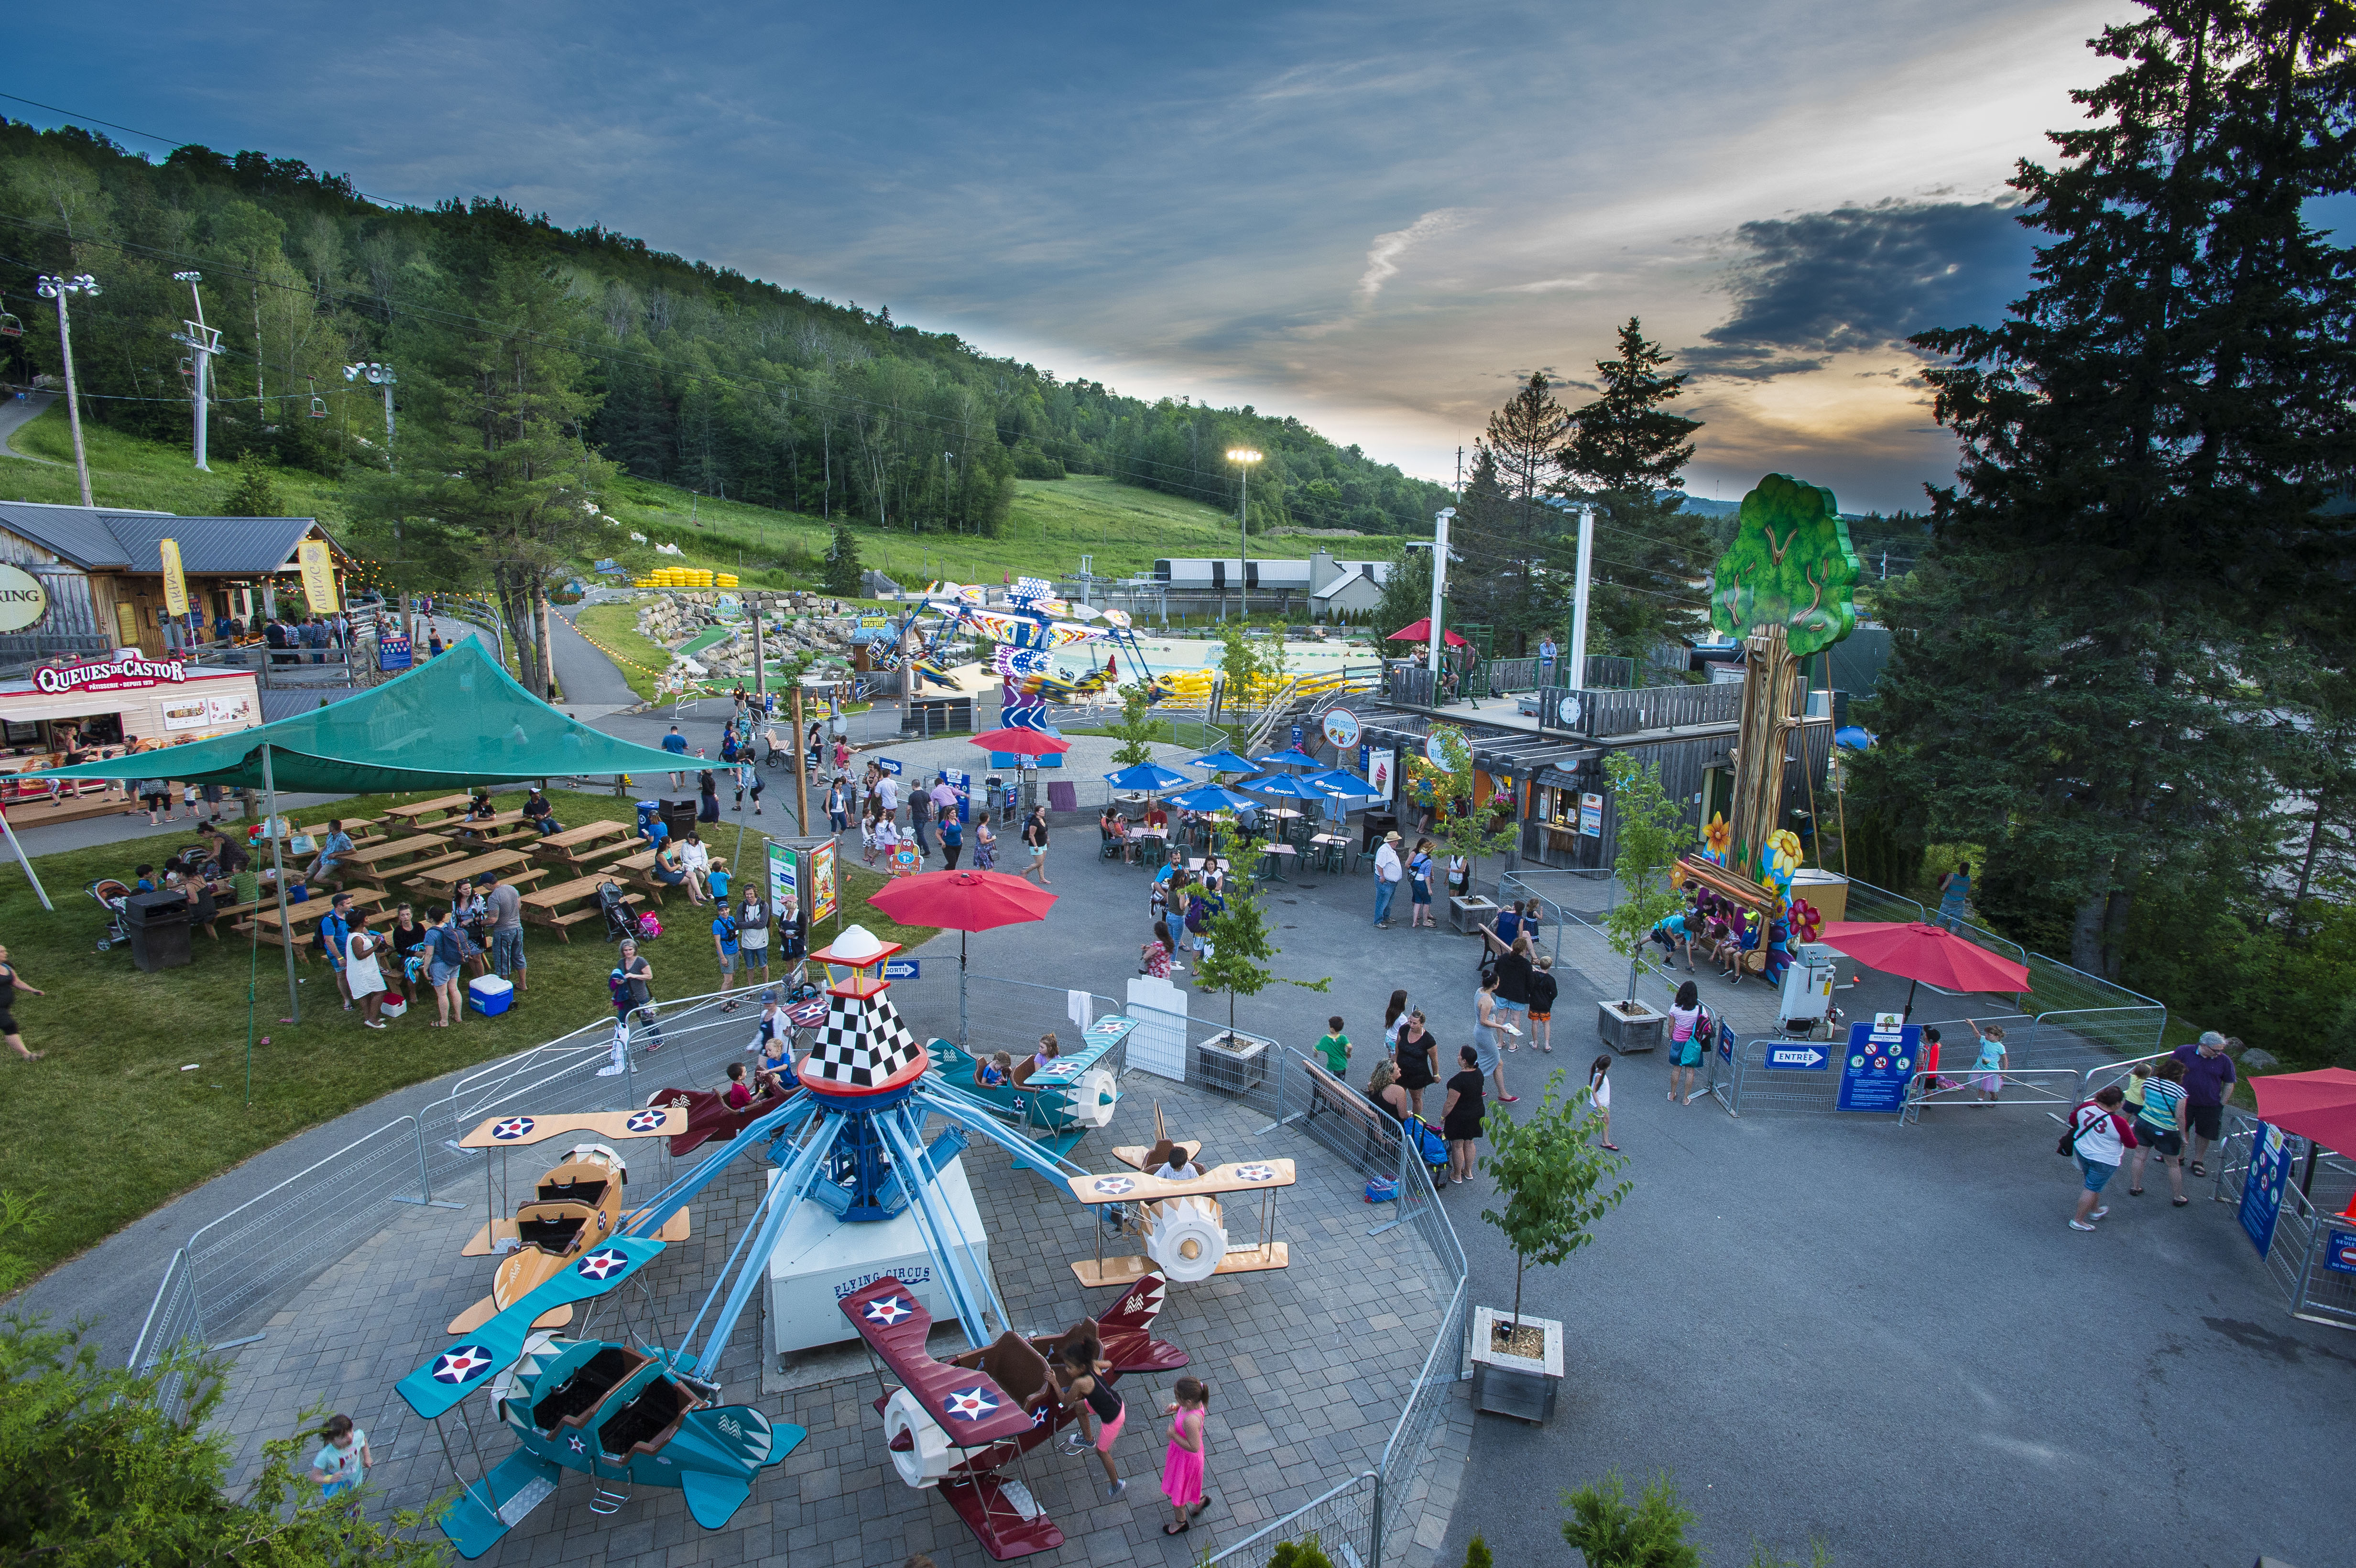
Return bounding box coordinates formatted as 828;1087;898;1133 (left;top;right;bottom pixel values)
0;944;48;1060
388;903;426;1006
698;770;721;824
1393;1010;1439;1120
1440;1044;1487;1184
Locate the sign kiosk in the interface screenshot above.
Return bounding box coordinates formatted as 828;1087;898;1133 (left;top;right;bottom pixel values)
1835;1016;1919;1113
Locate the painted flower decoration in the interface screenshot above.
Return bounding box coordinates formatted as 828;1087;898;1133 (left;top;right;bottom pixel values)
1788;896;1822;943
1704;814;1733;860
1765;829;1803;877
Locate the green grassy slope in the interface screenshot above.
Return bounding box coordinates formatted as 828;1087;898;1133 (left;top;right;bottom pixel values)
0;409;1398;592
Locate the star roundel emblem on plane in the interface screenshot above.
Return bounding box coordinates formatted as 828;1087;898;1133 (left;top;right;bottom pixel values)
431;1345;495;1383
576;1249;629;1280
941;1386;1000;1421
863;1295;914;1326
1234;1164;1276;1182
567;1435;585;1454
1093;1176;1136;1196
491;1116;535;1140
625;1110;665;1132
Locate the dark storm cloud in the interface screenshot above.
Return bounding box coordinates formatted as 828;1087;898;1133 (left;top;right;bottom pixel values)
1685;200;2034;378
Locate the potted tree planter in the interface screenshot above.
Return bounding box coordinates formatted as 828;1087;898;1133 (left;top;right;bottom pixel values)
1449;893;1498;935
1191;1027;1276;1095
1473;1071;1628;1427
1596;997;1665;1054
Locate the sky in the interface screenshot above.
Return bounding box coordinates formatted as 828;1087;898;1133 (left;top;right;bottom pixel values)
9;0;2146;513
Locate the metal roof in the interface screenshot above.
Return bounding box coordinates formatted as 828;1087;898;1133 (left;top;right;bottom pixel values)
0;501;339;574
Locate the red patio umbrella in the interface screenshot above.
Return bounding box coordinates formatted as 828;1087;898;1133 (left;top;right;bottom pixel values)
1816;920;2031;1019
1385;618;1468;648
2249;1067;2356;1159
970;728;1071;757
866;869;1057;1044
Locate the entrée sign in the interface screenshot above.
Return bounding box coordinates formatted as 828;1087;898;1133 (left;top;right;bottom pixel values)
35;655;190;694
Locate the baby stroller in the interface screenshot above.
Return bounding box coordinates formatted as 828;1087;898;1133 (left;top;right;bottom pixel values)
595;880;637;945
87;879;132;952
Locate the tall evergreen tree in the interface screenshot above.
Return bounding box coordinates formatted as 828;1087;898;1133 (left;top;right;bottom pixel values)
1472;375;1571;654
821;513;864;596
1864;0;2356;978
1557;318;1710;654
1445;444;1529;646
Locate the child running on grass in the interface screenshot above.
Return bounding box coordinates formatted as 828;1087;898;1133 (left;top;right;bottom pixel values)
1160;1376;1211;1535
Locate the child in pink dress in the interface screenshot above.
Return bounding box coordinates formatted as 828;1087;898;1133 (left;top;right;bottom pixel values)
1160;1376;1211;1535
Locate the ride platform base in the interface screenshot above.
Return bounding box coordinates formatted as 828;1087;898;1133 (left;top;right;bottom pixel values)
941;1471;1065;1560
440;1448;562;1559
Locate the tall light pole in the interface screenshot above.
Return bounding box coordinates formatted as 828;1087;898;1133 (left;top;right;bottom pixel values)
1226;446;1261;621
342;361;396;468
169;272;220;471
36;274;99;506
1427;507;1454;676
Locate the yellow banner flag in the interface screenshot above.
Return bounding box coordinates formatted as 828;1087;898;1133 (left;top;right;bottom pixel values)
159;537;189;619
296;538;339;613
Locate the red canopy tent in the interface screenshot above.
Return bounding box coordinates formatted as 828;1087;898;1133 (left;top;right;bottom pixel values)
2249;1067;2356;1160
1385;618;1467;648
968;728;1070;757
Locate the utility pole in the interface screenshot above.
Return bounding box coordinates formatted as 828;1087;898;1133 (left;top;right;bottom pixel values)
170;272;219;471
1227;447;1261;623
1427;508;1454;676
36;274;99;506
1569;505;1595;692
790;680;811;835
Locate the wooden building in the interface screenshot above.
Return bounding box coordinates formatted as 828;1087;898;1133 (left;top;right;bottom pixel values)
0;501;349;664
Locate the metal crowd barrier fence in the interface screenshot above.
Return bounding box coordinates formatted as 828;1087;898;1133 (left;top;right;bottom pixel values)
2210;1111;2356;1332
1899;1067;2082;1125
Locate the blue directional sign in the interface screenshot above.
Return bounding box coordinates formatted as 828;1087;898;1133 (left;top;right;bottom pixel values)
2239;1122;2292;1259
1765;1043;1830;1071
377;633;413;672
1835;1021;1918;1113
2324;1230;2356;1276
876;756;904;776
882;959;920;980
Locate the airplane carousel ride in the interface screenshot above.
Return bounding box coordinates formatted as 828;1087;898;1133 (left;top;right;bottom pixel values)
391;923;1298;1561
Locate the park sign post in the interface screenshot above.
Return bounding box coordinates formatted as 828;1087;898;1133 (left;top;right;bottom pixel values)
2239;1122;2293;1258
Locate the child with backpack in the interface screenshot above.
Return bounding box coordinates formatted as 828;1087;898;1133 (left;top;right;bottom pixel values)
713;905;742;1011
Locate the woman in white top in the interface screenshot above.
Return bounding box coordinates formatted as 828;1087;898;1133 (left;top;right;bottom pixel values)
676;834;712;905
1587;1055;1617;1151
345;919;390;1030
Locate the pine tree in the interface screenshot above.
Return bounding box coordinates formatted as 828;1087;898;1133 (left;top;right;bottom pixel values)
220;453;284;517
1446;444;1527;649
822;514;863;596
1558;319;1711;654
1468;376;1570;654
1868;1;2356;979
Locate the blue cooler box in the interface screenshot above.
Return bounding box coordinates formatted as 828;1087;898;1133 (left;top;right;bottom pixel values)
467;975;513;1017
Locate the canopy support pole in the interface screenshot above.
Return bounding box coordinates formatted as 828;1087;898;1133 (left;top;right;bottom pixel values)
0;808;52;911
790;682;810;836
261;742;299;1024
960;928;969;1048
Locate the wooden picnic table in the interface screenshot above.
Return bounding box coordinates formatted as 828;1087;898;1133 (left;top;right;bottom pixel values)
405;849;549;904
340;833;467;890
236;889;392;958
450;809;528;843
522;872;644;943
381;794;476;828
605;847;678;905
532;819;636;869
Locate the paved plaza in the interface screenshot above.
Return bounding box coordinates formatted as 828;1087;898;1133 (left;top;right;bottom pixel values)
197;1062;1469;1568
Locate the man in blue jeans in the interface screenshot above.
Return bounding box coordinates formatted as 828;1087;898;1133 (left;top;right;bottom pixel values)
1372;831;1404;928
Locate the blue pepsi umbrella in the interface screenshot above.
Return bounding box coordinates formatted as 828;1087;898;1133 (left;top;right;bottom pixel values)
1166;784;1262;813
1241;772;1327;800
1301;768;1381;799
1834;726;1875;750
1191;749;1261;774
1253;747;1322;771
1104;762;1190;791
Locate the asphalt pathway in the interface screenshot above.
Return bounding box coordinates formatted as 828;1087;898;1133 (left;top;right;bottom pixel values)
0;391;60;465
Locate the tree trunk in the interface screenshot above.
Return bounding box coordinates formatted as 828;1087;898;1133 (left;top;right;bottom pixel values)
2069;892;2107;977
534;586;559;701
1510;1253;1524;1332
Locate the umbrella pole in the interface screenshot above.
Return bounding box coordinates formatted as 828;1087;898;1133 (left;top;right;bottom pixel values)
1902;977;1917;1023
960;928;969;1048
262;742;299;1024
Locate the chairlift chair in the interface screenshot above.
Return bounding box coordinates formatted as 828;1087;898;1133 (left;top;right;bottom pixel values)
0;312;22;340
306;377;327;418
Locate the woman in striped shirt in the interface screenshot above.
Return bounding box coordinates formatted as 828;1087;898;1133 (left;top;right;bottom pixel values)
2128;1056;2192;1206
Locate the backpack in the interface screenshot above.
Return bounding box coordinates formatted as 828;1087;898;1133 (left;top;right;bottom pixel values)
715;915;738;943
636;912;663;940
2058;1104;2101;1157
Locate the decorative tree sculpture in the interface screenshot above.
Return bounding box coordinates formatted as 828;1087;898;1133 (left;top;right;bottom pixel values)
1708;472;1861;660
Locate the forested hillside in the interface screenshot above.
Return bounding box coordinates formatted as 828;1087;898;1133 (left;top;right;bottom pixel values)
0;119;1451;538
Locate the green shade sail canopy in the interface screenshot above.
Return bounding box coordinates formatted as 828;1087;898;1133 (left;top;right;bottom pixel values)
19;637;692;794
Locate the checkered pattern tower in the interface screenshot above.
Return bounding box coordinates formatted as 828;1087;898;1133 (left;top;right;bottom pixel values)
796;923;928;1096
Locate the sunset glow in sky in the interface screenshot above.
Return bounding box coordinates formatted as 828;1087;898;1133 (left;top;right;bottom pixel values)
11;0;2142;512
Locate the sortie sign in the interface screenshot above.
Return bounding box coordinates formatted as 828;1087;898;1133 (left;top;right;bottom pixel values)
34;654;190;694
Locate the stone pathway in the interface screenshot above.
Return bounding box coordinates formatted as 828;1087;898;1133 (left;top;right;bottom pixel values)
202;1073;1468;1568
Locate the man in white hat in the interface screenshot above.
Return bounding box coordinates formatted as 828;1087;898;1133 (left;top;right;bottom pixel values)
1373;830;1405;929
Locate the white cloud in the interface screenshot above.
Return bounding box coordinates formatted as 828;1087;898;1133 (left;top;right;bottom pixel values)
1356;208;1472;305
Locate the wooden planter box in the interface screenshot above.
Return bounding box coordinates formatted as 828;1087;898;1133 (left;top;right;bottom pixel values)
1450;894;1498;934
1597;999;1665;1054
1470;1307;1565;1424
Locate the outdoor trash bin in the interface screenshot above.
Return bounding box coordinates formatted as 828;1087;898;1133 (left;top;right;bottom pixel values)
123;889;192;973
468;975;514;1016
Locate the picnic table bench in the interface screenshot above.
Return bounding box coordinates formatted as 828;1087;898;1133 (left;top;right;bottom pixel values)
605;848;678;905
406;849;551;904
340;833;467;891
449;809;526;842
532;818;636;870
235;888;393;959
522;872;643;942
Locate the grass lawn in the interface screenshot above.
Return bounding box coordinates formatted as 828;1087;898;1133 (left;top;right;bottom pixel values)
0;787;931;1285
569;603;676;703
